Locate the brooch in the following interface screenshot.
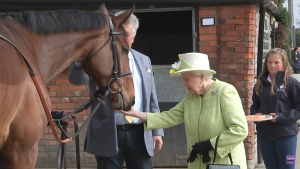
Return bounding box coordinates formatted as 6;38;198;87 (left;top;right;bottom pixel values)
212;88;217;95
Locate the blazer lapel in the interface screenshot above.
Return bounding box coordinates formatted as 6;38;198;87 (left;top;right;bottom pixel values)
131;50;151;111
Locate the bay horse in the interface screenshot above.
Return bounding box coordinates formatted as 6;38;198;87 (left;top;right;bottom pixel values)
0;4;135;169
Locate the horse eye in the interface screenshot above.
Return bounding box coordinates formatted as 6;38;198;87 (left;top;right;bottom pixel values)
122;47;129;55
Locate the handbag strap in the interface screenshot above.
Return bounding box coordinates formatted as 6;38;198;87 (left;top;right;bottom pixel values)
212;135;234;165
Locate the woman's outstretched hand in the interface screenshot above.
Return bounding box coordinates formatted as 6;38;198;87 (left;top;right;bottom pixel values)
115;109;137;116
115;109;148;121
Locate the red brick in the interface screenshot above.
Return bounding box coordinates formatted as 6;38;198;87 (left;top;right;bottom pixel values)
70;97;88;103
199;10;216;15
235;13;256;19
209;59;217;64
221;52;244;59
226;31;244;36
199;28;208;34
220;58;235;63
199;34;217;40
200;47;217;53
209;41;217;46
220;48;235;53
240;93;251;100
220;70;235;74
56;79;70;85
208;53;217;58
48;91;56;97
57;91;74;97
235;36;255;42
244;18;256;25
235;47;255;53
220;75;244;81
226;8;245;13
245;64;255;69
227;42;245;47
245;31;256;36
226;64;245;69
45;134;55;140
245;42;255;48
244;75;254;81
48;140;58;146
236;25;256;31
245;8;256;13
82;91;90;96
69;85;86;91
218;14;235;19
48;85;60;91
235;69;254;75
51;104;56;109
235;80;254;86
244;53;255;58
226;19;244;25
61;97;70;103
57;103;73;109
221;36;235;41
209;27;217;33
219;25;236;31
50;97;60;103
61;85;69;90
236;59;254;64
200;41;208;46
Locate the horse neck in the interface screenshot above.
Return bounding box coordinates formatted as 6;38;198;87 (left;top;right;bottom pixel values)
34;32;103;83
1;17;106;83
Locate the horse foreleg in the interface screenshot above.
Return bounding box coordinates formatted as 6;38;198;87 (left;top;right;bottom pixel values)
4;142;38;169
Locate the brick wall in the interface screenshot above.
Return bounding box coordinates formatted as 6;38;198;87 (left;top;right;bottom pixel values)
38;69;96;168
198;4;259;169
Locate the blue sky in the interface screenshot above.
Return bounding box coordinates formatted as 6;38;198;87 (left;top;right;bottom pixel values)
283;1;300;28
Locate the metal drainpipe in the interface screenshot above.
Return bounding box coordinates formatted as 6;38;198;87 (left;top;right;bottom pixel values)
256;2;265;164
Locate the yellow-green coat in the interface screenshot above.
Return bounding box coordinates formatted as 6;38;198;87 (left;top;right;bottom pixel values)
145;79;248;169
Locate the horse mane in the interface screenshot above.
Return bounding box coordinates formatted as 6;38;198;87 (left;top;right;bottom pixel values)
0;10;107;35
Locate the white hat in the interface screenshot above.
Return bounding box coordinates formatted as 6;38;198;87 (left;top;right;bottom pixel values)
169;52;216;77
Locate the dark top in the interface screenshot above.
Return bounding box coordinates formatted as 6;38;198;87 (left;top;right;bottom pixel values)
250;71;300;138
51;111;64;119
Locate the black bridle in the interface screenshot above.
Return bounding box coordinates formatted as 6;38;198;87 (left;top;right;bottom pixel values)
81;14;132;110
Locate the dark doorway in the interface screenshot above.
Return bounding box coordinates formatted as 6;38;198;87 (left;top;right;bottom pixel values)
132;10;194;65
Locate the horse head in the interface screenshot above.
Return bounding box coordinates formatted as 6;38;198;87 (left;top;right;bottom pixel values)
80;4;135;111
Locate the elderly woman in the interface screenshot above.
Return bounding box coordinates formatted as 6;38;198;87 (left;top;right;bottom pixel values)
118;53;248;169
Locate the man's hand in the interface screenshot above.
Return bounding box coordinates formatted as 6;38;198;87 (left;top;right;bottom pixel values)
153;136;163;153
61;112;75;124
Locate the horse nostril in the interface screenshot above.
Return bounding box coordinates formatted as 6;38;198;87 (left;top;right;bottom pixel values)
131;96;135;106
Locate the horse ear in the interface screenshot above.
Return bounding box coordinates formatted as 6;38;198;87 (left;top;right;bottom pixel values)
97;3;108;15
113;5;135;26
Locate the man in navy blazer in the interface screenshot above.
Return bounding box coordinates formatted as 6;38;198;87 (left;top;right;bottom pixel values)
68;11;164;169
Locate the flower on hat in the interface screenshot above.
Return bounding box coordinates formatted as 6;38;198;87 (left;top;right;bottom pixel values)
169;61;181;74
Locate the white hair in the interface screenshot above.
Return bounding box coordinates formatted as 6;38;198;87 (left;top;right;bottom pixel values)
192;71;213;81
114;11;139;36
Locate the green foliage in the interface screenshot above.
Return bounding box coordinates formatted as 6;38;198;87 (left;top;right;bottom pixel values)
296;29;300;47
273;1;292;63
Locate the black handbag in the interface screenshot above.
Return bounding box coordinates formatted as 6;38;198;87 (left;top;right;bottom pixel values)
206;136;240;169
